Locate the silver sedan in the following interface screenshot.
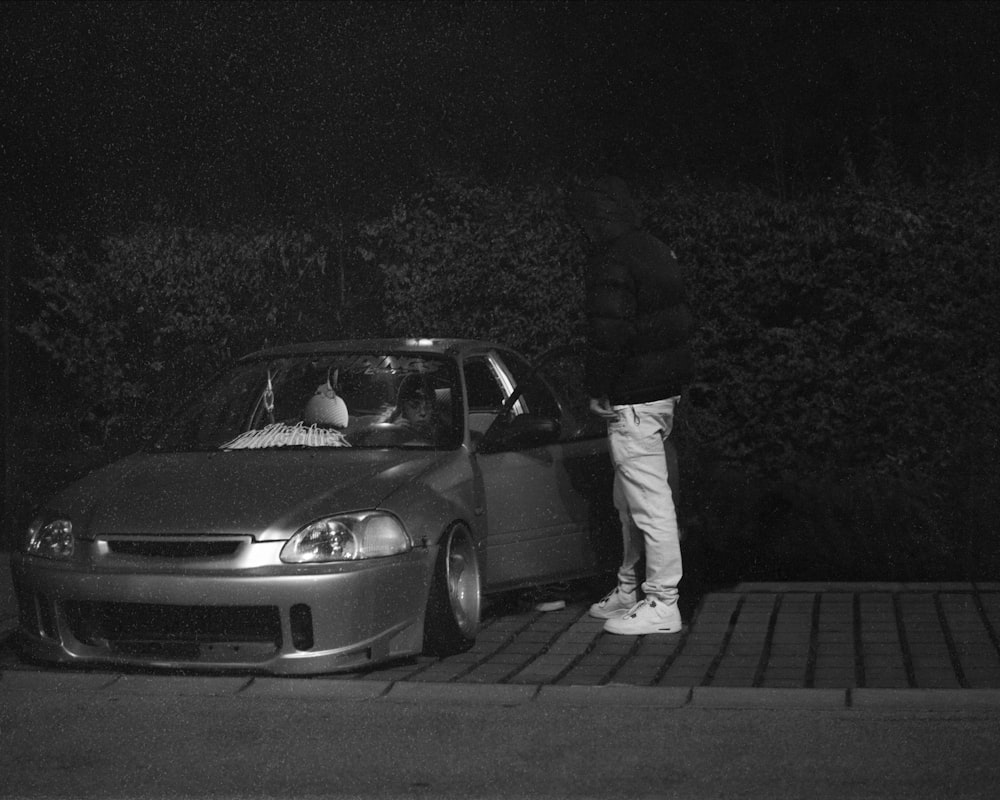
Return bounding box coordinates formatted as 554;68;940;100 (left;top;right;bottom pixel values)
11;339;618;674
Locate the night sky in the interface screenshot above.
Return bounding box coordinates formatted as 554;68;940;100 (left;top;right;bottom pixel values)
3;0;999;230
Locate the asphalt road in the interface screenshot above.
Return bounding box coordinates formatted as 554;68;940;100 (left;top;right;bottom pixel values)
3;677;1000;799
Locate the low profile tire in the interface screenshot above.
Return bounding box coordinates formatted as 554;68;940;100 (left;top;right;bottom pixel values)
423;524;481;656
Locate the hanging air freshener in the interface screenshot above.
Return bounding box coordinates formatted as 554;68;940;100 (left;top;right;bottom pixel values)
263;369;276;424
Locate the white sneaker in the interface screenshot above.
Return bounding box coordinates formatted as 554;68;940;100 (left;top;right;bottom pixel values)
603;598;682;635
588;587;637;619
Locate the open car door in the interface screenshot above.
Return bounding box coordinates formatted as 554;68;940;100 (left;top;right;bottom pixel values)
471;346;618;591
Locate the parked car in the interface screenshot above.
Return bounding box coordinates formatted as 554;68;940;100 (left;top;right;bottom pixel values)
11;339;620;674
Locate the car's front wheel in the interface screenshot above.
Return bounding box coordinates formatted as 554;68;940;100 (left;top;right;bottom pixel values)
423;523;481;656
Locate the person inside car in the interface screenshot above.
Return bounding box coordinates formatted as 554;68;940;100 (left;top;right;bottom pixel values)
387;373;446;443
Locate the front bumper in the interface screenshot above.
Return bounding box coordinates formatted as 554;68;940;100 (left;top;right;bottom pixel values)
10;547;435;675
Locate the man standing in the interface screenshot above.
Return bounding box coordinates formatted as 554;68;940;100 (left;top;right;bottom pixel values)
569;176;695;635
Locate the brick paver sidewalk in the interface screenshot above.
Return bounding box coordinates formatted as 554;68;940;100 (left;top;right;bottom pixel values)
352;583;1000;689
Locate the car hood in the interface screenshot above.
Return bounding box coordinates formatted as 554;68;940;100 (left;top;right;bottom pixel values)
47;448;454;541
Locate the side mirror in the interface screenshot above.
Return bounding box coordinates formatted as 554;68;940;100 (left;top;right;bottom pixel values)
477;414;561;453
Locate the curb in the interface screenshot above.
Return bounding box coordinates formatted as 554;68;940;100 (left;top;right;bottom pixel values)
241;676;393;700
383;680;538;705
690;686;846;708
105;673;253;696
733;581;1000;592
0;670;121;693
5;670;1000;710
535;684;690;707
850;688;1000;709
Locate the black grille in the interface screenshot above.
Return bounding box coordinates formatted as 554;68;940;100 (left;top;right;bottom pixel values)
63;601;282;652
105;540;241;558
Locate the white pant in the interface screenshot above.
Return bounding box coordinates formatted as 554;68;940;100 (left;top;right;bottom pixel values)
608;398;682;603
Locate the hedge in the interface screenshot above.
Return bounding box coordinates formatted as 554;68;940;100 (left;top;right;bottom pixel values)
15;168;1000;578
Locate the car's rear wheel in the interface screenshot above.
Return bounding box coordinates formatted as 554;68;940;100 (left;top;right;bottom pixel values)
423;524;481;656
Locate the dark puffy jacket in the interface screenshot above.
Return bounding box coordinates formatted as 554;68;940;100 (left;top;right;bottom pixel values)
572;177;695;404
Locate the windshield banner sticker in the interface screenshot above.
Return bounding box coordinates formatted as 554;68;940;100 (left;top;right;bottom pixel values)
222;422;350;450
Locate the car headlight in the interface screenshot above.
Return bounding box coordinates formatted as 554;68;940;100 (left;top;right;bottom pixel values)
280;512;412;563
26;518;76;560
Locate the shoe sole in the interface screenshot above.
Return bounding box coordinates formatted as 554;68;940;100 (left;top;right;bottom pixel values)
603;621;683;635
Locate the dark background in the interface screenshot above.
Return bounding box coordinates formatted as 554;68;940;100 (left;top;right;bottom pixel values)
4;0;999;236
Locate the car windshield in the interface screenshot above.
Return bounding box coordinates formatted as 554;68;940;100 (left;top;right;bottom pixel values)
154;350;462;452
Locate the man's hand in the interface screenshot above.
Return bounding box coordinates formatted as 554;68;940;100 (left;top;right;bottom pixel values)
589;396;618;420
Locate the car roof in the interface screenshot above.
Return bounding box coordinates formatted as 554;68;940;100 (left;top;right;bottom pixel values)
239;338;509;361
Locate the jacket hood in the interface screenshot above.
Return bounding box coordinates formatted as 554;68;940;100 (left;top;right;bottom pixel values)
568;175;640;244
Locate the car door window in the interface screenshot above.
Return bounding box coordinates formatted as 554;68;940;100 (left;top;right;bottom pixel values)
499;347;608;442
463;355;509;436
464;357;506;411
494;349;561;419
530;345;606;441
466;350;564;442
